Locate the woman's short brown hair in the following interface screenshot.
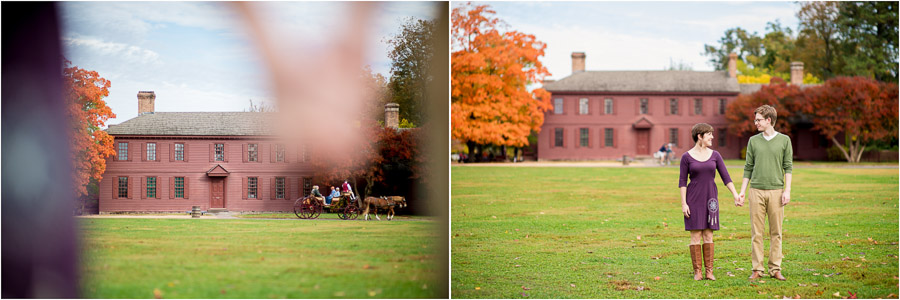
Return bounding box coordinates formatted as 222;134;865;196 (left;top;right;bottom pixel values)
691;123;714;143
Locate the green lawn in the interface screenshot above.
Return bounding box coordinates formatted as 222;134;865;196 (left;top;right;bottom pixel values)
451;166;899;298
80;218;440;298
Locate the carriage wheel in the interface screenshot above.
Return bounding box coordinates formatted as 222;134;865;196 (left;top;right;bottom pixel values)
294;198;306;219
310;201;323;219
337;196;352;220
346;202;359;220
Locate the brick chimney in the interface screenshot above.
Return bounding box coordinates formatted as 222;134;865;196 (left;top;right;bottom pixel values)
727;53;737;78
137;91;155;115
790;62;804;85
571;52;586;74
384;103;400;129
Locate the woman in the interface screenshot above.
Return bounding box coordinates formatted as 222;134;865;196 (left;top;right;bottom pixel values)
679;123;740;281
325;186;340;205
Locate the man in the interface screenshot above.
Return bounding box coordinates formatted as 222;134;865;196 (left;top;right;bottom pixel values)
310;185;325;204
342;180;356;200
736;104;793;281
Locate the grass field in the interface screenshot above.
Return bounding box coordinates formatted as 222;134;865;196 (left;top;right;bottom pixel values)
451;165;899;298
79;218;440;298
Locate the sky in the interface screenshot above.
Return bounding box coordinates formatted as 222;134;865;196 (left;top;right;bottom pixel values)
60;2;440;126
454;1;801;81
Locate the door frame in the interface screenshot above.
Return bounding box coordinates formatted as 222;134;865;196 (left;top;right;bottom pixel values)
210;177;226;208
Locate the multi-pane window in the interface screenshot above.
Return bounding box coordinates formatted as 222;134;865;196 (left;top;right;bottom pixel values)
215;144;224;161
146;176;156;198
175;143;184;161
694;99;703;115
554;128;563;147
174;177;184;198
579;98;589;115
275;177;285;199
670;128;679;146
604;128;614;147
248;144;258;162
640;99;648;114
118;177;128;198
604;98;614;114
248;177;258;199
579;128;589;147
301;145;309;162
718;129;727;147
670;99;679;114
553;98;563;114
719;99;727;115
147;143;156;161
118;143;128;160
275;144;285;162
303;177;312;196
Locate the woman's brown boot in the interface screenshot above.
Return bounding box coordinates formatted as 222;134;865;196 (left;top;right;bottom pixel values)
690;244;703;280
703;243;716;281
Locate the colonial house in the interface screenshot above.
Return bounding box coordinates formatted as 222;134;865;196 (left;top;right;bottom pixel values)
538;52;830;161
99;92;402;213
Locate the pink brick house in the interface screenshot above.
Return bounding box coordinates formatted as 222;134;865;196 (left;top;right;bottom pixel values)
538;52;830;161
99;91;314;213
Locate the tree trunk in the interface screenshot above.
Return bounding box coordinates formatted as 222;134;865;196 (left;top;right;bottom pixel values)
466;141;476;163
831;136;852;162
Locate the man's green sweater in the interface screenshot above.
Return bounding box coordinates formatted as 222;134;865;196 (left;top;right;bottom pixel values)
743;132;793;190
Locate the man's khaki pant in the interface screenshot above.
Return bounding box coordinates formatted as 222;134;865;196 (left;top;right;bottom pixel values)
749;188;784;275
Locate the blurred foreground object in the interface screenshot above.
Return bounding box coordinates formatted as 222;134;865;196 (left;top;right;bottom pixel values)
2;2;80;298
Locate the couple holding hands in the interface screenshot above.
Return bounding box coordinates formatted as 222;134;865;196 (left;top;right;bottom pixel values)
679;104;793;282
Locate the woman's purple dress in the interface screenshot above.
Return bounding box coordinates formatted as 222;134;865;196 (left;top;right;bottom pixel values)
679;150;732;231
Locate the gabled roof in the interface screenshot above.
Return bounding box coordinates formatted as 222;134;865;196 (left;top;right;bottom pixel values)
207;164;229;177
106;112;277;136
543;70;741;93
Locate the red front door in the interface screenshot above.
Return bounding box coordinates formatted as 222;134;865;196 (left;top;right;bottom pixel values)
636;129;650;155
211;178;224;208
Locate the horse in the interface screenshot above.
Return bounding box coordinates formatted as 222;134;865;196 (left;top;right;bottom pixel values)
362;196;407;221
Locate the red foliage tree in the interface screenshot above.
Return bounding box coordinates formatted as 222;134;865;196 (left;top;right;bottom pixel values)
64;59;116;200
725;77;803;138
799;76;899;162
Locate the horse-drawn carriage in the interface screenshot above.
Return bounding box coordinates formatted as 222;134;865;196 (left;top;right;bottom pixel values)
293;192;360;220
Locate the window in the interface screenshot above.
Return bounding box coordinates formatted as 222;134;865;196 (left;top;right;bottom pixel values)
605;128;614;147
670;99;679;114
579;128;589;147
175;143;184;161
147;143;156;161
303;177;312;196
215;144;224;161
248;144;258;162
276;177;285;199
718;129;727;147
118;143;128;160
248;177;258;199
719;99;727;115
670;128;679;146
640;99;648;114
554;128;563;147
579;98;589;115
275;144;285;162
146;176;156;198
554;98;563;114
694;99;703;115
118;177;128;198
174;177;184;198
604;98;614;114
300;145;309;162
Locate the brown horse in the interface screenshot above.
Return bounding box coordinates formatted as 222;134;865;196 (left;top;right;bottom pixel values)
362;196;407;221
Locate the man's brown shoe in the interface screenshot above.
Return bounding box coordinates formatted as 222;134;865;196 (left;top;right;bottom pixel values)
772;271;786;281
748;271;763;280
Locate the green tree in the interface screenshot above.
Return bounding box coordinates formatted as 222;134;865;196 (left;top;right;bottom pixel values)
702;27;763;70
386;17;437;126
836;1;899;82
796;1;841;79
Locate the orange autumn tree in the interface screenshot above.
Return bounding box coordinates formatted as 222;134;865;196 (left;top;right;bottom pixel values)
63;59;116;200
800;76;899;162
451;3;552;160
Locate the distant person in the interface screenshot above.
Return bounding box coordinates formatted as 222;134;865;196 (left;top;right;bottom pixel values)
310;185;325;204
657;144;668;165
679;123;740;281
342;180;356;200
737;104;793;281
325;186;340;205
666;143;675;164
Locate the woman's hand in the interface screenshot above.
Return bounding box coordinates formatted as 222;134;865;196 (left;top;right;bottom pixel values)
682;203;691;218
733;194;743;207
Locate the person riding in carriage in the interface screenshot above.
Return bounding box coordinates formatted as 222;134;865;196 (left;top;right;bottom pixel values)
342;180;356;200
325;186;341;205
309;185;325;204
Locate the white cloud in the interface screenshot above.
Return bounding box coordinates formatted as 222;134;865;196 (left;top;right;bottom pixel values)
63;36;161;65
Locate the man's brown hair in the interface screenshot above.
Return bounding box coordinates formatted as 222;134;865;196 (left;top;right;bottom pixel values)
755;104;777;125
691;123;714;143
